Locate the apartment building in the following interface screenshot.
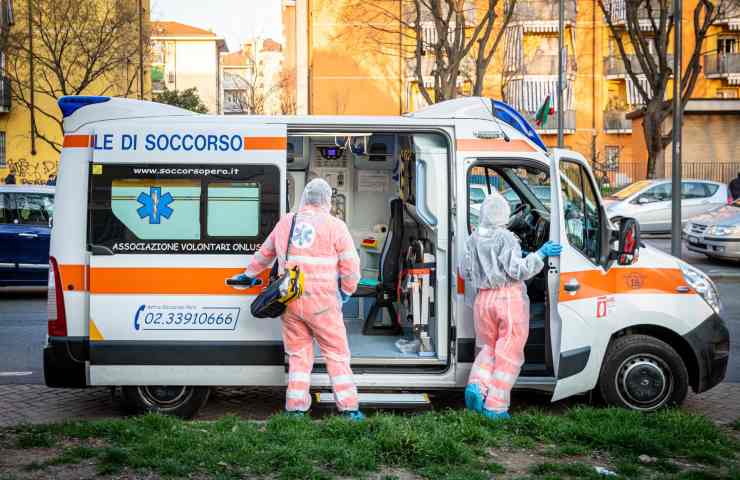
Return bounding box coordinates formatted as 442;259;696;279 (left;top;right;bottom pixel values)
151;21;227;114
220;38;284;115
285;0;740;182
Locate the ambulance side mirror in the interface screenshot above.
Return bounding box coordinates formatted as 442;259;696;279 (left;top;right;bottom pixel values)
611;217;640;266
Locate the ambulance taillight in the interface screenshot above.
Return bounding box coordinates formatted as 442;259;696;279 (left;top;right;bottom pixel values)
47;256;68;337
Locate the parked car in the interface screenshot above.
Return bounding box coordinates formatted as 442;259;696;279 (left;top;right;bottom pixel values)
0;185;55;286
604;179;728;233
684;198;740;260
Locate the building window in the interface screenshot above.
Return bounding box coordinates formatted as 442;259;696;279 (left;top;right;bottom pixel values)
0;132;6;168
605;145;620;171
718;37;737;54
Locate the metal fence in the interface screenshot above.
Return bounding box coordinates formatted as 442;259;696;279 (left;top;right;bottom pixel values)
704;53;740;76
593;162;740;195
508;0;577;23
604;54;673;77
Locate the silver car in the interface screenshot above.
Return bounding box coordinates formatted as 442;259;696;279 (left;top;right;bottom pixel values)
684;199;740;260
604;179;728;233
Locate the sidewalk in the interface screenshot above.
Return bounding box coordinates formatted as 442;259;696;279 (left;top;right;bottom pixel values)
1;384;738;428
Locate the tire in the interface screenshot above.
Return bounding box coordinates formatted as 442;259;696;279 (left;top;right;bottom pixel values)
120;386;210;419
598;334;689;411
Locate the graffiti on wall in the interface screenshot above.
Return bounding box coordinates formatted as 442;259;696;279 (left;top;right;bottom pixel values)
4;158;58;185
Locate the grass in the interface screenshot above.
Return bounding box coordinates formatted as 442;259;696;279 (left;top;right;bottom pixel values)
5;407;739;479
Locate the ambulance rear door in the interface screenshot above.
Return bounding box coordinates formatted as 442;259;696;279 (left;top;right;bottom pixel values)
86;123;287;386
550;151;612;401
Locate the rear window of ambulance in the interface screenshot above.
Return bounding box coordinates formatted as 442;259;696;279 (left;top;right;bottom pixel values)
88;164;279;254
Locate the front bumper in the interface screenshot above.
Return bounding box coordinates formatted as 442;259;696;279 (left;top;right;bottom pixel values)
43;336;88;388
683;313;730;393
684;233;740;259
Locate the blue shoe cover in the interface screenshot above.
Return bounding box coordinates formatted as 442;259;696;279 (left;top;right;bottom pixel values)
285;410;307;417
482;409;511;421
465;384;485;413
343;410;366;421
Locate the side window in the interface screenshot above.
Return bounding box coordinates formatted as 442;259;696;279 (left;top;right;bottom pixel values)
560;161;602;263
16;193;53;225
682;182;712;199
0;193;15;224
207;182;260;237
89;164;280;254
637;183;671;204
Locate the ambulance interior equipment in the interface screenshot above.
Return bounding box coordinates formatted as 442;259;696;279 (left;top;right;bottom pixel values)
287;132;444;361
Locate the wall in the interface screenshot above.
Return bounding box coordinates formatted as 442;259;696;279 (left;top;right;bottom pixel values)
173;41;220;113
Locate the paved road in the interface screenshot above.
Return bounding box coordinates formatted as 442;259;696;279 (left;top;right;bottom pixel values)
0;279;737;385
643;236;740;277
0;290;46;385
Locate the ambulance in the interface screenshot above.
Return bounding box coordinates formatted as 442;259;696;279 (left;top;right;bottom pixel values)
44;95;729;417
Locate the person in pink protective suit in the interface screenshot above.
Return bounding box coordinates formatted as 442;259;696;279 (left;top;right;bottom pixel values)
459;191;561;420
230;178;364;420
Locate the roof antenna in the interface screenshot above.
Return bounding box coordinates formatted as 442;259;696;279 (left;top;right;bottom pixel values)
487;98;510;142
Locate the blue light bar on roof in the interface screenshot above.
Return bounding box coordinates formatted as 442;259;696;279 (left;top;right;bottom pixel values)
491;100;547;152
58;96;111;118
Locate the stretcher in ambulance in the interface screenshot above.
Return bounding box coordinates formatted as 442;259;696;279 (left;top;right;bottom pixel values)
44;95;729;417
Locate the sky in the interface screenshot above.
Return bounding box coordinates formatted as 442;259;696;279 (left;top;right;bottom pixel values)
150;0;283;52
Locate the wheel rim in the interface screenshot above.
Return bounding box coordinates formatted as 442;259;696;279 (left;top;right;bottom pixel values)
615;353;673;411
138;386;193;410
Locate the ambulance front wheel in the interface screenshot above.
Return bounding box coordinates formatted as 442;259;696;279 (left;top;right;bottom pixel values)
599;335;689;411
121;386;210;419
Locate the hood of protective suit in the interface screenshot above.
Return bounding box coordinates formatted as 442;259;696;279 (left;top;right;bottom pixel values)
477;190;511;236
299;178;333;213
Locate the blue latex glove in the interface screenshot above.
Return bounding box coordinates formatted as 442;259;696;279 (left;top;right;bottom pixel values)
229;273;258;286
340;290;351;304
537;241;563;259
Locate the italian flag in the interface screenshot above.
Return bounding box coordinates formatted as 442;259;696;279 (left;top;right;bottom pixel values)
535;95;555;127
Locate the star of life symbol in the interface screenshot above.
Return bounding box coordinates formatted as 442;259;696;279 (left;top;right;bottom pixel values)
137;186;174;224
292;222;316;248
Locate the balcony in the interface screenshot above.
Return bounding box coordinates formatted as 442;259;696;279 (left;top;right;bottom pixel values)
522;110;576;134
714;4;740;29
508;0;576;32
704;53;740;80
0;77;10;112
604;54;673;78
604;110;632;133
602;0;672;30
515;53;577;76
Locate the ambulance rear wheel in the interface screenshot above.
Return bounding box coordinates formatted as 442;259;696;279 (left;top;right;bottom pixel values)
121;386;210;419
599;335;689;411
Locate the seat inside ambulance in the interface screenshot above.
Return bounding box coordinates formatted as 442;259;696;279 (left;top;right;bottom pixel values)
286;133;443;362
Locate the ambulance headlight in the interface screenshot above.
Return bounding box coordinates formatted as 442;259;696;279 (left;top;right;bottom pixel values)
679;262;721;314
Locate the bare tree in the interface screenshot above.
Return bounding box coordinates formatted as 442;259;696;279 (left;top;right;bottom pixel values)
5;0;146;152
598;0;737;178
278;70;296;115
342;0;515;105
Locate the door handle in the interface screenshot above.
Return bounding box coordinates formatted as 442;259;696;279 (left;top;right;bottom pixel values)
17;232;38;239
564;278;580;293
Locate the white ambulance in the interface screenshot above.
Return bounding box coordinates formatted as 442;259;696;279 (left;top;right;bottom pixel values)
44;95;729;418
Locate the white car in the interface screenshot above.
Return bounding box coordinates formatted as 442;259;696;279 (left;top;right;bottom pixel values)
604;179;729;233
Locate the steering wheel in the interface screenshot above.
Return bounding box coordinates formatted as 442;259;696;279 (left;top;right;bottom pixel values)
533;214;549;249
511;202;528;218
